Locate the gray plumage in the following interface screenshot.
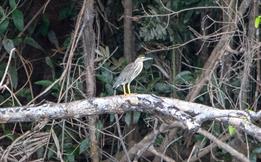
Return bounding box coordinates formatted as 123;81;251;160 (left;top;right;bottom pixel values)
113;56;152;94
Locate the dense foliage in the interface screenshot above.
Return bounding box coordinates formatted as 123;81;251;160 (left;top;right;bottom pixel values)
0;0;260;161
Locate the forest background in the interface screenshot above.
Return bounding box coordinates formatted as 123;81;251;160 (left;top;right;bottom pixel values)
0;0;260;161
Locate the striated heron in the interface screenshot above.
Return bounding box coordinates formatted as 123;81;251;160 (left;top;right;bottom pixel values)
113;56;152;95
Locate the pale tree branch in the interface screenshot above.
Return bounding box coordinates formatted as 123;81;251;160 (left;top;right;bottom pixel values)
0;94;260;142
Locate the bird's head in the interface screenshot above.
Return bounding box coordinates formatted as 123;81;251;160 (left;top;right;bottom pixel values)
135;56;153;63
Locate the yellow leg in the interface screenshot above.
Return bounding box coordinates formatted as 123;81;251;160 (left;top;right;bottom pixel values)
123;85;127;96
127;83;131;94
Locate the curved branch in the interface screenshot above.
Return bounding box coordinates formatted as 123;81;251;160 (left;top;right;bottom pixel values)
0;94;260;141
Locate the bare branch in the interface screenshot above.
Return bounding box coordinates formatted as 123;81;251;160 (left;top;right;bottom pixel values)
198;128;250;162
0;94;260;142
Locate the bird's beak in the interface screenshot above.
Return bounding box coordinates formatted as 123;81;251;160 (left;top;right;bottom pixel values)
143;57;153;61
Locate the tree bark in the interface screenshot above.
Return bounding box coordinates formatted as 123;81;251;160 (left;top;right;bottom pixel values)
239;0;256;110
123;0;135;62
82;0;98;161
0;94;260;142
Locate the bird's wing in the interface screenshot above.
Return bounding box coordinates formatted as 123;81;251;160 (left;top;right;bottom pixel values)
113;62;134;88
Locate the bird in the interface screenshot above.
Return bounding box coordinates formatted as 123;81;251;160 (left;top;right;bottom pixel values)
113;56;152;95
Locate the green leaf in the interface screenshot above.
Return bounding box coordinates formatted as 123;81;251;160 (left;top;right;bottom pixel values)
97;70;113;84
48;30;59;48
255;16;261;28
195;134;205;141
34;80;53;87
110;113;115;123
147;78;160;90
0;95;5;103
12;37;23;45
24;37;44;52
0;6;5;16
183;8;195;24
102;70;113;83
253;147;261;154
8;65;18;89
58;3;76;20
124;112;131;126
96;120;103;130
9;0;17;9
124;112;141;126
5;133;15;141
250;146;261;162
34;80;59;91
45;57;55;79
12;9;24;31
96;120;103;138
16;88;32;101
65;154;75;162
228;125;236;136
0;19;9;34
175;71;194;84
45;57;54;69
1;124;15;141
133;112;141;124
250;155;257;162
2;39;15;54
39;15;50;36
62;36;71;49
212;122;221;135
47;145;55;159
154;134;164;146
79;138;90;154
105;83;114;95
154;82;172;93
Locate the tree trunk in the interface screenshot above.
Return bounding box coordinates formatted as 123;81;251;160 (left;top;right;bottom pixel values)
82;0;98;162
239;0;256;110
123;0;135;62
